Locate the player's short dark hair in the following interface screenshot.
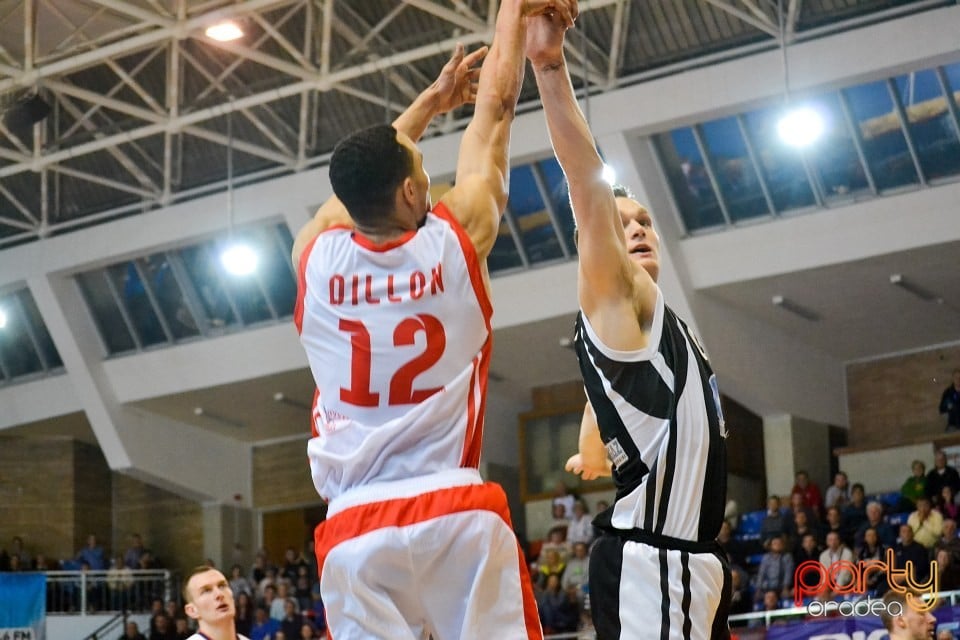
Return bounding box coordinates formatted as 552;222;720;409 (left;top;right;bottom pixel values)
182;565;216;603
329;124;413;226
570;182;639;247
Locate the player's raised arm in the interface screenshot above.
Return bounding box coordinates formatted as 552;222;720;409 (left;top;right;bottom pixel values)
290;43;488;268
440;0;578;261
527;14;654;339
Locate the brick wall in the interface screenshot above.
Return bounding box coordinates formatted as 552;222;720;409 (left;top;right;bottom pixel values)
252;437;319;508
847;344;960;448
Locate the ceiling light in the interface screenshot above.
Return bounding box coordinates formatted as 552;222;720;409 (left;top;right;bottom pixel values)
777;106;825;148
0;308;7;329
205;21;244;42
889;273;941;303
273;392;311;411
601;163;617;186
772;294;820;321
193;406;243;428
220;243;258;276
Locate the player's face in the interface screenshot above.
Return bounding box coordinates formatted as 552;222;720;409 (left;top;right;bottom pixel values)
898;605;936;639
184;569;235;624
617;197;659;282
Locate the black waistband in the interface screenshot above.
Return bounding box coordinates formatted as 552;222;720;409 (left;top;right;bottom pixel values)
603;527;722;555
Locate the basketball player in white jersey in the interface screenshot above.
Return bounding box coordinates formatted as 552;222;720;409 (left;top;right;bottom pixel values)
292;2;578;639
182;566;249;640
527;12;732;640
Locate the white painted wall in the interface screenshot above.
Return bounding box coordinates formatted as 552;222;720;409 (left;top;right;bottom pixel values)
840;443;935;495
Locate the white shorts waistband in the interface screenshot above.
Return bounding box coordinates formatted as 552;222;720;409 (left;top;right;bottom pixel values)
326;468;483;518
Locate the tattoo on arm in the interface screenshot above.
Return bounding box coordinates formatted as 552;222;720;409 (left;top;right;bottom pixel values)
540;61;564;73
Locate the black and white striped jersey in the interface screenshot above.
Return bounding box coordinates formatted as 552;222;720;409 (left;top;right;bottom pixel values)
574;288;728;543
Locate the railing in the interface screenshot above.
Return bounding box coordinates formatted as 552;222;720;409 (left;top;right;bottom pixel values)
40;569;173;615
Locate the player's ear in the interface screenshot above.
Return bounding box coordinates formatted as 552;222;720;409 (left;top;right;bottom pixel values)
184;602;199;620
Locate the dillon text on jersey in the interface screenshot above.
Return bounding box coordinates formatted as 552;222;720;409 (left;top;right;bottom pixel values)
328;263;445;306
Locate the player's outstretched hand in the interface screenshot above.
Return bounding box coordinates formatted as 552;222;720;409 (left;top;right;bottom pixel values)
521;0;578;29
432;43;488;114
565;453;612;480
525;5;570;67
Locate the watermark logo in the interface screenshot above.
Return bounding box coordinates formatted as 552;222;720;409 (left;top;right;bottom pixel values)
794;548;938;613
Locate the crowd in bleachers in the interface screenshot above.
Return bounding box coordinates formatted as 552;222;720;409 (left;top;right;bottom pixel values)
719;451;960;630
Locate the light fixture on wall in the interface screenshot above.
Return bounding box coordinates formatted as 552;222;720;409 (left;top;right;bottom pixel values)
0;307;7;329
273;392;312;411
193;406;244;428
219;106;258;277
772;294;820;321
775;0;825;149
205;20;244;42
889;273;941;303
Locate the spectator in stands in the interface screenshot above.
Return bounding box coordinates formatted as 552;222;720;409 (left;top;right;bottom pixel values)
728;565;752;616
824;506;853;549
279;598;303;640
538;525;571;564
879;589;936;640
235;591;254;638
148;599;165;634
786;490;819;526
537;574;579;636
229;564;254;599
566;499;593;546
107;555;133;611
293;569;311;612
789;509;820;555
173;618;190;640
299;622;319;639
718;520;748;568
825;472;851;510
937;547;960;591
895;524;932;585
761;495;790;549
749;590;783;629
909;496;945;549
119;621;147;640
843;483;869;534
562;541;589;603
7;554;23;572
149;613;175;640
926;450;960;509
791;470;824;518
794;533;822;588
819;531;855;596
934;518;960;564
856;501;897;550
250;605;278;640
257;567;278;601
537;548;566;589
939;485;960;520
249;551;270;586
940;368;960;432
858;527;889;596
10;536;31;569
280;547;306;584
901;460;928;511
754;535;794;603
270;582;295;620
124;534;145;570
77;533;107;571
551;480;577;521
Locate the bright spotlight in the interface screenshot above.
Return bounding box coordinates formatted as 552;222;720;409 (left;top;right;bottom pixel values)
777;106;825;148
220;243;258;276
0;308;7;329
601;163;617;186
205;21;244;42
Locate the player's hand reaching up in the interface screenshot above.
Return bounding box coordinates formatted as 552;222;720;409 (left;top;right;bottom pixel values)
525;5;572;68
565;453;613;480
521;0;579;28
431;43;488;114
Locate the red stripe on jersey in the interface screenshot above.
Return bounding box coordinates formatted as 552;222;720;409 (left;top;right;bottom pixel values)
294;233;321;334
350;229;416;252
460;354;479;468
310;388;321;438
313;482;542;639
431;202;493;332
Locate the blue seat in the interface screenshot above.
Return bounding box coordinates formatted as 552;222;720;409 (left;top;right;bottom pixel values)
886;512;910;526
737;509;766;540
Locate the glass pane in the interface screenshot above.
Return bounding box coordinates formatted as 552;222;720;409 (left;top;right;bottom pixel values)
18;290;62;368
807;92;871;200
844;81;918;190
537;157;576;255
107;263;167;347
507;165;564;264
216;233;273;325
0;291;43;377
76;271;136;354
653;127;724;231
179;244;238;330
139;254;200;340
700;117;770;221
894;70;960;180
742;106;816;213
943;61;960;102
260;224;297;318
488;218;524;274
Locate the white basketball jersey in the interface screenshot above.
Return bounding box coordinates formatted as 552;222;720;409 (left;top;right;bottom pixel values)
295;204;492;502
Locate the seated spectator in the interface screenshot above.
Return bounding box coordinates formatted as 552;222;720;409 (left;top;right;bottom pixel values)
939;485;960;520
250;605;279;640
172;618;190;640
936;548;960;591
786;491;818;526
271;582;296;620
537;574;579;636
149;613;175;640
728;565;753;616
909;496;944;549
551;480;577;521
760;496;790;549
926;450;960;509
857;527;889;596
537;549;566;590
280;598;303;640
562;542;589;597
894;524;932;586
119;621;147;640
229;564;254;599
901;460;928;511
538;526;571;564
824;472;851;510
794;533;821;575
749;590;783;629
299;622;320;639
754;535;794;603
934;518;960;564
235;591;254;638
842;483;868;536
819;531;855;597
717;520;748;568
789;509;821;555
823;506;853;550
10;536;31;569
856;501;897;550
566;499;593;547
250;551;270;586
792;470;824;519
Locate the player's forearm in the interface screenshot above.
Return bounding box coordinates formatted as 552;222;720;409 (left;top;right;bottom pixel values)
392;86;443;143
533;55;604;188
579;403;611;472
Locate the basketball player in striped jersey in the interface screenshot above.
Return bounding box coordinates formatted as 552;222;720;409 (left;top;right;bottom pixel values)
527;13;732;640
292;2;578;638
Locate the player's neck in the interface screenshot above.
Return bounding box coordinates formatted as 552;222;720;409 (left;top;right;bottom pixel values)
196;620;238;640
